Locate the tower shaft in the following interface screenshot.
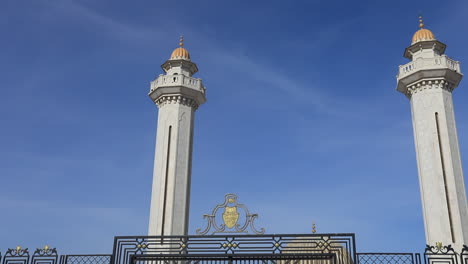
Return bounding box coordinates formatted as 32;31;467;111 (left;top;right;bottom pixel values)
148;97;196;236
410;82;468;248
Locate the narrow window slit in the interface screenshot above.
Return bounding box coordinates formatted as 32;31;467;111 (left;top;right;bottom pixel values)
435;112;455;243
161;125;172;239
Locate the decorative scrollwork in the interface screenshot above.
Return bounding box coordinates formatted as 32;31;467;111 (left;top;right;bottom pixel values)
196;193;265;235
5;246;29;257
33;245;57;256
461;244;468;254
425;242;455;254
32;245;58;264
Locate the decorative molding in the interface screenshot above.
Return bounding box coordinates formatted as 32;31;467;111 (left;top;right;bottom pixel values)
154;95;198;109
406;79;455;98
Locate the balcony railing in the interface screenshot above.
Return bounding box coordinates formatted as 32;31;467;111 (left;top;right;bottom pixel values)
150;74;204;93
398;55;461;80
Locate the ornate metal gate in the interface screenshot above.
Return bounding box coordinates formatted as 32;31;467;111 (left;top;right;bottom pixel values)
111;234;356;264
131;253;336;264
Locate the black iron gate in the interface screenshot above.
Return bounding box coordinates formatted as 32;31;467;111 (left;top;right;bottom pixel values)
112;234;356;264
0;234;445;264
131;253;336;264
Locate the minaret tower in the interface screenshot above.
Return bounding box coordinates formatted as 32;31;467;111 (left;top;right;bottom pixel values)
148;37;206;236
397;17;468;250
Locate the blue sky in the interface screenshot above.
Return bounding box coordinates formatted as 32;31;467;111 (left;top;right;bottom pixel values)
1;0;468;255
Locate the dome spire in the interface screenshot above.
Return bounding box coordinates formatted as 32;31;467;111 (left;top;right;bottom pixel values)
419;15;424;29
411;15;435;44
179;35;184;47
170;36;191;60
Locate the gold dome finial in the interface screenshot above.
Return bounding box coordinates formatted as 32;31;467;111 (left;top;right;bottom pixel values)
312;222;317;234
179;35;184;47
411;15;435;44
170;36;190;60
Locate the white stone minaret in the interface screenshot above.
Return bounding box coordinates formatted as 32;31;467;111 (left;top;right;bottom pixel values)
397;17;468;251
148;37;206;236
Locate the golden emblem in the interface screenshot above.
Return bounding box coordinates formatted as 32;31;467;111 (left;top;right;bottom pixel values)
196;193;265;235
222;206;239;228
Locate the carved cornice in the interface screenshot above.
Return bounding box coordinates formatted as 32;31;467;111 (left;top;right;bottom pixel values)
154;95;199;109
405;79;455;98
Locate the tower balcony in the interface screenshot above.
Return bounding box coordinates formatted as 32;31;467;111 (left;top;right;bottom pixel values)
398;55;461;80
150;74;205;93
396;55;463;95
149;74;206;106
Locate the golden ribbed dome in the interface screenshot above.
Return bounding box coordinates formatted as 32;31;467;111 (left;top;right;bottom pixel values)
170;47;190;60
411;16;436;44
412;28;436;44
170;36;190;60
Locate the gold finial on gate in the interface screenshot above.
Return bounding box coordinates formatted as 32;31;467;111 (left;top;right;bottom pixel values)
312;222;317;233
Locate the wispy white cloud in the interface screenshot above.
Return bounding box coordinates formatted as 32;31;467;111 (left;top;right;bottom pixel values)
37;0;365;116
41;0;163;42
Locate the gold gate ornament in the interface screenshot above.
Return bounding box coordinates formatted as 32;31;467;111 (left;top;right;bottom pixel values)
222;206;239;228
196;193;265;235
